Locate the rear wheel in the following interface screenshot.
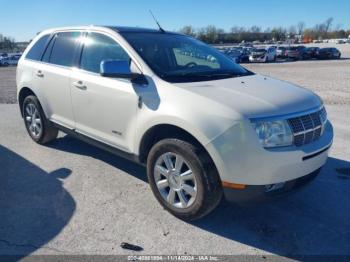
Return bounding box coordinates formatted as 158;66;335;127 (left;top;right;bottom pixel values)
147;139;223;220
23;95;58;144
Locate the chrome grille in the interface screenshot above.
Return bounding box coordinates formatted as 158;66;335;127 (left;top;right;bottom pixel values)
288;108;327;147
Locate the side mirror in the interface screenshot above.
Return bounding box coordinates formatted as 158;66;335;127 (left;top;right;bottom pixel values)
100;60;148;85
100;60;134;78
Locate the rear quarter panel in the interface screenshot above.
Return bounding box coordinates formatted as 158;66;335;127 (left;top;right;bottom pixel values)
17;59;50;117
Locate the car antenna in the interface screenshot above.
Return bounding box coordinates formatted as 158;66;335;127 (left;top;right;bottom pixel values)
149;10;165;33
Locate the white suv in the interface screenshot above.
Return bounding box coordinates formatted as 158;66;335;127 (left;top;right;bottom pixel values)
17;26;333;220
249;47;277;63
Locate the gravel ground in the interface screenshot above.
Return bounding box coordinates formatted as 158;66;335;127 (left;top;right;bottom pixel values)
0;66;17;104
245;58;350;106
1;45;350;259
1;104;349;258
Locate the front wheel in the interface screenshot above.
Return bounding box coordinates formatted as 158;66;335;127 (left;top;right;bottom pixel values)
23;95;58;144
147;139;223;220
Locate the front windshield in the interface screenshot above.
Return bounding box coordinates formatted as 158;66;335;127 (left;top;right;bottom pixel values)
121;32;252;83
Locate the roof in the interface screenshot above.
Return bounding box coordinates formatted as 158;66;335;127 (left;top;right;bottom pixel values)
106;26;161;33
36;25;180;39
106;26;179;35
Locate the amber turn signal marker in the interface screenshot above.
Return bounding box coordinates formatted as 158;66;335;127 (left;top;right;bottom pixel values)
222;181;246;190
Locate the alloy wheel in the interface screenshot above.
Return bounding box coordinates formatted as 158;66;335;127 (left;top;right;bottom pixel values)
154;152;197;209
24;103;43;138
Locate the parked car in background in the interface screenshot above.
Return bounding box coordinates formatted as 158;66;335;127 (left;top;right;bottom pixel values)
0;55;20;66
225;49;243;63
306;47;320;59
249;47;276;63
14;54;22;59
318;48;341;59
238;48;251;63
222;47;250;63
335;39;346;44
17;26;333;220
285;46;309;60
0;57;10;66
276;46;287;58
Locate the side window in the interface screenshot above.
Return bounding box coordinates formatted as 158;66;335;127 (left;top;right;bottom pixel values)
49;32;82;67
80;33;130;73
25;34;50;61
42;35;56;63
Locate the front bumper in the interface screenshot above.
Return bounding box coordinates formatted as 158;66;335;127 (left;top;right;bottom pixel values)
249;56;266;62
205;120;333;186
223;167;322;203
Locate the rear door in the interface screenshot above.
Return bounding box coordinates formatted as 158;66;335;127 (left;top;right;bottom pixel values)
33;31;82;128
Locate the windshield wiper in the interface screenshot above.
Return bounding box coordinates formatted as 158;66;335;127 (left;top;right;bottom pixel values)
162;70;254;82
184;71;251;78
164;71;239;78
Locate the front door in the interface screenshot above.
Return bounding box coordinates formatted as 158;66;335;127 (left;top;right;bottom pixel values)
70;32;139;152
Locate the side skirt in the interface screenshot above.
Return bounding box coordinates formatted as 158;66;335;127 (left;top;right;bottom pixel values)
50;121;142;165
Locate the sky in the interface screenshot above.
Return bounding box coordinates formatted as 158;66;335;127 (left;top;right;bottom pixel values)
1;0;350;41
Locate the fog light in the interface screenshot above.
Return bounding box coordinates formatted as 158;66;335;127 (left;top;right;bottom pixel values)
265;182;285;192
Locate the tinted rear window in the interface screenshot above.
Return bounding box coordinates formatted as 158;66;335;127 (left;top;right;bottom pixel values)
26;34;50;61
41;36;56;63
49;32;82;67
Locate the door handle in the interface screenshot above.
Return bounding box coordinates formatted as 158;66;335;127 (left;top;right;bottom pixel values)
73;81;87;90
36;70;44;77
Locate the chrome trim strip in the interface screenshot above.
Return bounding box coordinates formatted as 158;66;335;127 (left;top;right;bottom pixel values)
250;105;324;122
293;125;322;136
299;116;306;145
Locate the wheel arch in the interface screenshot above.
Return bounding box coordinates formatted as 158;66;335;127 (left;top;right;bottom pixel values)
18;87;37;117
138;124;219;177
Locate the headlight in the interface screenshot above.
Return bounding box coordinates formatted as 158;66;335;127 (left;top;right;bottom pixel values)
252;120;293;148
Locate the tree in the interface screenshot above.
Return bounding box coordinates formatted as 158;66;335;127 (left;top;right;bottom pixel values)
297;21;305;35
288;25;297;36
250;26;261;33
198;25;220;44
325;17;333;32
0;35;16;50
230;26;244;34
271;27;286;41
179;26;196;37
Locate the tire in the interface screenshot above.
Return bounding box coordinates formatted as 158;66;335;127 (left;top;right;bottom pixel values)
147;139;223;221
22;95;58;144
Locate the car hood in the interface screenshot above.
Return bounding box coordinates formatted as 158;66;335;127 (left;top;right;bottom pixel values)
173;74;322;119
